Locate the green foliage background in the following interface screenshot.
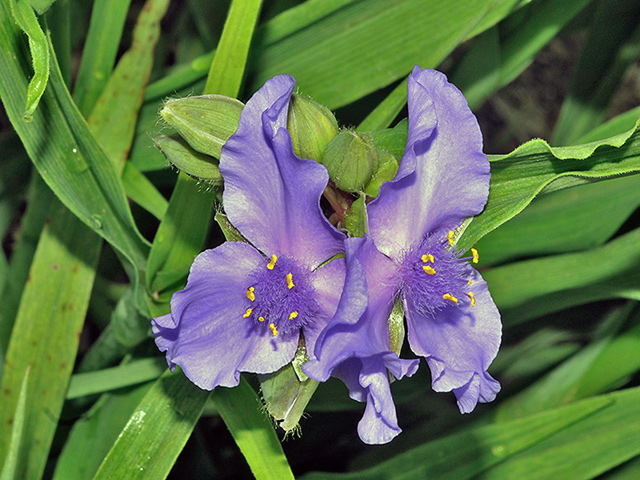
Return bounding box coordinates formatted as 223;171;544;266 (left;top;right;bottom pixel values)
1;0;640;479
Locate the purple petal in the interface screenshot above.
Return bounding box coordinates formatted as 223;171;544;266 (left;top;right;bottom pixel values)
303;256;346;356
152;242;298;390
303;236;404;381
405;268;501;413
220;74;344;268
368;67;490;259
303;236;418;444
330;357;404;444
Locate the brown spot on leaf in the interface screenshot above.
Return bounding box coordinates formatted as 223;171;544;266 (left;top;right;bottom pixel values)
52;263;60;271
3;389;11;396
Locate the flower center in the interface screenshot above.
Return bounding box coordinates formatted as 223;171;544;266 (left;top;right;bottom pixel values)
400;230;475;316
241;254;317;338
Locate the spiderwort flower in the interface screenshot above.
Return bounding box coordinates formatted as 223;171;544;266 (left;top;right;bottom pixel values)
152;75;353;390
305;67;501;442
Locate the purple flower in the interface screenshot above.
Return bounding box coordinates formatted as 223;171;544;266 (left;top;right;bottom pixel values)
152;75;354;390
304;67;501;442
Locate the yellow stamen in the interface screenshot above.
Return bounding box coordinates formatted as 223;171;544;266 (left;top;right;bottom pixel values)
471;248;479;264
269;323;278;337
289;311;299;320
286;272;295;289
447;230;455;246
246;286;255;301
258;316;265;322
468;279;473;285
242;308;253;318
421;253;435;263
468;292;476;307
267;254;278;270
443;293;459;304
422;265;436;275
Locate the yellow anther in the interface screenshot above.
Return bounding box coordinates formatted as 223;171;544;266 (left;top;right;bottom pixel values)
421;253;435;263
447;230;455;246
258;316;265;322
269;323;278;337
467;292;476;307
471;248;479;264
286;272;295;289
468;279;473;285
242;308;253;318
422;265;436;275
246;286;255;302
289;311;299;320
443;293;459;304
267;254;278;270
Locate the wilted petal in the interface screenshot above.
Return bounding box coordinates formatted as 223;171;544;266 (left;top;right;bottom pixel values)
220;74;344;268
369;67;489;259
405;268;501;413
152;242;298;390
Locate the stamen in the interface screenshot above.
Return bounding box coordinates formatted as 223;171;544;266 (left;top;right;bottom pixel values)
289;311;299;320
467;292;476;306
422;265;436;275
286;272;295;289
447;230;455;246
468;279;473;285
267;254;278;270
246;286;255;301
242;308;253;318
269;323;278;337
258;316;265;322
471;248;479;264
421;253;435;263
443;293;459;304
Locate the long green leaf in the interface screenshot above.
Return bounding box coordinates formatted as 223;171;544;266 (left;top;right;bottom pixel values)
91;371;209;480
0;12;149;274
53;383;152;480
484;227;640;323
211;379;296;480
460;122;640;249
73;0;132;115
552;0;640;145
0;201;102;480
302;390;612;479
250;0;520;109
475;173;640;265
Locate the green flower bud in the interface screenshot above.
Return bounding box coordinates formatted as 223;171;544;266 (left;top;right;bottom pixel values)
287;93;339;162
160;95;243;159
321;131;380;192
154;134;222;184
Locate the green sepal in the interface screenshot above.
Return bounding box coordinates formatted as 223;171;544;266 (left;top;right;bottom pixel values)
344;194;368;237
154;134;222;184
258;337;319;433
160;94;243;158
369;118;408;159
388;297;405;359
214;212;247;243
363;151;398;197
111;287;150;348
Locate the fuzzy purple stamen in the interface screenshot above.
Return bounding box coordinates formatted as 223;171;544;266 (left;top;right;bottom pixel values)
243;254;318;337
400;229;472;316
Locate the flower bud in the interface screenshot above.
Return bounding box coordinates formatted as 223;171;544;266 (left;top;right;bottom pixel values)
321;131;380;192
160;95;243;158
287;93;339;162
154;134;222;184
